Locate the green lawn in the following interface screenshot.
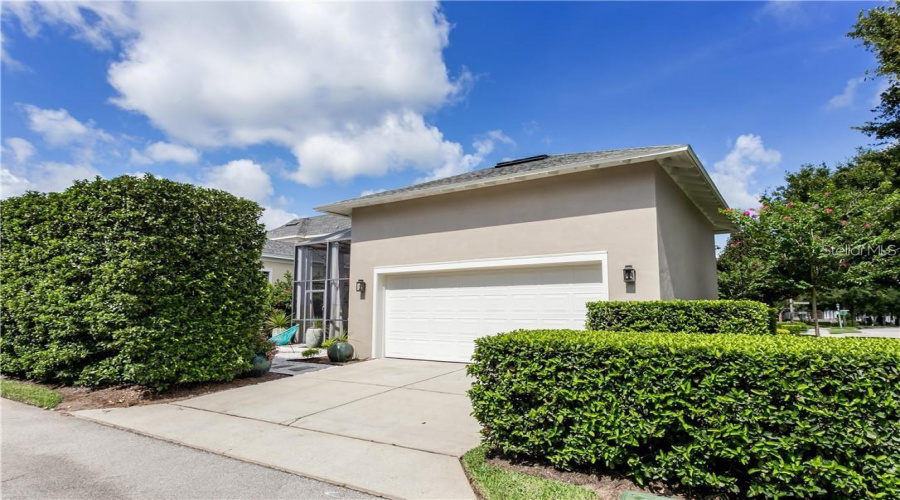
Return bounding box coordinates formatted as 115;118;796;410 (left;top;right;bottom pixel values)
462;445;598;500
0;379;62;409
827;327;862;334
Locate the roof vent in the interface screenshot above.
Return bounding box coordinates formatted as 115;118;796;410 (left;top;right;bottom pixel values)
494;154;549;168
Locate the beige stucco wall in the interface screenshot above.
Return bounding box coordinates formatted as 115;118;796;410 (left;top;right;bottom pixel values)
653;168;718;299
261;258;293;283
347;162;670;358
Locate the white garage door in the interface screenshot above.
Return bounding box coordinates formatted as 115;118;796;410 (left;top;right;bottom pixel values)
383;263;606;362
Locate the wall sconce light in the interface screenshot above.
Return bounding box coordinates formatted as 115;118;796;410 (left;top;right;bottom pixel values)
355;279;366;294
623;265;636;283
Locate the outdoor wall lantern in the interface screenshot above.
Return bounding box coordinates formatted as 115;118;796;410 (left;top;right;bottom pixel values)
355;279;366;294
623;265;636;283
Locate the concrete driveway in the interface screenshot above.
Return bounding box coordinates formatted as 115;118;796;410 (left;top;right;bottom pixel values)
76;359;480;499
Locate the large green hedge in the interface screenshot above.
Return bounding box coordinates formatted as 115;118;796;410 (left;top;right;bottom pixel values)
1;175;270;389
586;300;776;335
468;330;900;499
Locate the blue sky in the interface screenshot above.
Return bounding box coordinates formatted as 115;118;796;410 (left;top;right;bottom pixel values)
0;1;885;229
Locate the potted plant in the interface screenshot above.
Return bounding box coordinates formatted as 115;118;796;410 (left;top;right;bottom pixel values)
326;334;354;363
305;320;324;348
264;310;291;338
248;334;276;377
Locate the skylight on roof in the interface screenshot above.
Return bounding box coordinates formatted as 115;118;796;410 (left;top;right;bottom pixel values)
494;154;549;168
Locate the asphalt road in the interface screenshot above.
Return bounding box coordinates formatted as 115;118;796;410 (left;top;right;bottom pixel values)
1;399;375;499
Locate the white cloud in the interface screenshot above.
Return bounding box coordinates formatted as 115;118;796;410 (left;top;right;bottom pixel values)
130;141;199;165
7;2;490;185
361;188;387;197
710;134;781;209
22;105;112;155
201;159;273;204
0;168;32;198
0;162;101;199
197;159;299;228
825;77;866;110
260;207;300;229
2;1;135;51
3;138;36;165
1;31;27;71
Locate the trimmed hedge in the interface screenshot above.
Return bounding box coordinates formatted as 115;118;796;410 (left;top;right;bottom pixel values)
777;322;810;335
468;330;900;499
1;175;269;389
586;300;776;335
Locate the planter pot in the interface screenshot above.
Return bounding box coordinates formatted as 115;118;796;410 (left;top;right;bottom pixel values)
248;354;272;377
270;327;288;338
305;328;324;347
327;341;354;363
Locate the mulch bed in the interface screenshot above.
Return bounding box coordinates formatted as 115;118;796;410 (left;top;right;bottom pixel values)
3;373;287;412
484;450;701;500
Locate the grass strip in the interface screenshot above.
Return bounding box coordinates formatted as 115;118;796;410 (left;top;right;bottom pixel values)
462;445;597;500
0;379;62;409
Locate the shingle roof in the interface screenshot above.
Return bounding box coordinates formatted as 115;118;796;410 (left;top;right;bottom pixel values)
315;144;734;233
267;214;351;240
318;145;687;210
262;239;295;258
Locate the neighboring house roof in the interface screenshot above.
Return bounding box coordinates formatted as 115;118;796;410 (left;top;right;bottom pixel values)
262;239;295;259
316;145;734;233
267;214;351;240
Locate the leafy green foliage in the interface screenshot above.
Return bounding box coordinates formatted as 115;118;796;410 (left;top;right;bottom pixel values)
849;2;900;142
301;347;319;358
777;322;809;335
0;379;63;409
267;271;293;314
468;330;900;499
1;175;269;390
264;310;291;330
586;300;775;335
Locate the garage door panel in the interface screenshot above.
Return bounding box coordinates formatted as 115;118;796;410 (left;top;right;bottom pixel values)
383;263;606;362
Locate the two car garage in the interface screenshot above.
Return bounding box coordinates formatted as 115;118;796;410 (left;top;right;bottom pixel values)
378;257;608;363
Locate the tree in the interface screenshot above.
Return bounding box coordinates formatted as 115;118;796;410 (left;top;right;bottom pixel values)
850;1;900;142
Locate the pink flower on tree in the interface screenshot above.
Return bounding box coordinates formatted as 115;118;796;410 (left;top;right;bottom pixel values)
865;223;872;229
783;216;793;221
825;208;833;214
787;202;795;207
742;210;752;216
824;191;831;197
841;220;848;227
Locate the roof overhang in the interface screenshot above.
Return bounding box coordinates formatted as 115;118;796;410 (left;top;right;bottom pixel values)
316;145;735;233
261;253;294;262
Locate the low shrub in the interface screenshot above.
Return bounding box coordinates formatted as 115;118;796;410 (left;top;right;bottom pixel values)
1;176;269;390
777;322;809;335
775;328;790;335
468;330;900;499
586;300;776;335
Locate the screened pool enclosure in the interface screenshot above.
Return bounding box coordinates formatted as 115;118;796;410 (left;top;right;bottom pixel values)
292;229;351;343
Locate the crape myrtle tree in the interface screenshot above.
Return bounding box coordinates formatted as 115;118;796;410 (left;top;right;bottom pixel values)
717;2;900;322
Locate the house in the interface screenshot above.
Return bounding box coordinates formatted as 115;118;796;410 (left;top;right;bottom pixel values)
261;215;351;283
267;214;351;245
293;145;733;363
260;240;295;283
